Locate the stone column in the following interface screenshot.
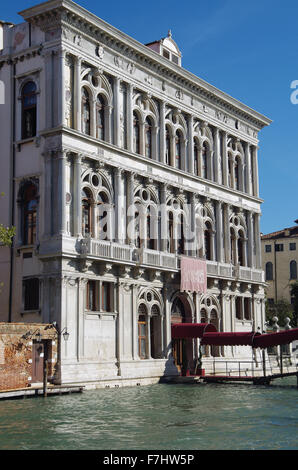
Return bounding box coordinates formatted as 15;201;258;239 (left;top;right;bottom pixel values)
245;142;252;195
132;284;138;360
113;77;121;147
58;48;66;128
252;146;259;197
91;97;97;138
43;49;54;129
163;285;172;359
159;101;166;164
116;280;123;373
43;151;52;237
91;202;97;238
106;105;112;144
215;200;224;263
222;131;228;186
126;83;134;152
189;193;196;256
74;55;82;132
187;115;194;174
223;203;231;263
247;211;254;268
115;167;124;243
57;150;67;235
213;128;220;184
160;183;168;252
77;277;87;361
254;213;262;269
73;153;82;238
126;171;135;245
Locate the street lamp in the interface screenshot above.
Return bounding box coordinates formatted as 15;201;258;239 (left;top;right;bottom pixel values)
22;328;42;342
50;323;71;385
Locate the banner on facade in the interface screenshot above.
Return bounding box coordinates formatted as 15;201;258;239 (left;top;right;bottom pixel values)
180;256;207;294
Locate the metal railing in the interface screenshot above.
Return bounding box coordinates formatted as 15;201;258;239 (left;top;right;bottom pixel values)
209;357;298;378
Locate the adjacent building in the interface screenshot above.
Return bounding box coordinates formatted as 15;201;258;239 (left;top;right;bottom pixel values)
262;221;298;305
0;0;271;388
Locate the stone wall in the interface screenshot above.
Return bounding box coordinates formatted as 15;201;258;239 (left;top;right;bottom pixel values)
0;323;58;391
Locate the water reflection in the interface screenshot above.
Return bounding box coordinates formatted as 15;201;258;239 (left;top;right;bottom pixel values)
0;379;297;450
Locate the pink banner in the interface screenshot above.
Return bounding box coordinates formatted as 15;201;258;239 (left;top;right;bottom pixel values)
180;256;207;294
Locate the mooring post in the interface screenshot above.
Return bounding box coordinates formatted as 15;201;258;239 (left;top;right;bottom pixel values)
43;359;48;397
262;349;266;377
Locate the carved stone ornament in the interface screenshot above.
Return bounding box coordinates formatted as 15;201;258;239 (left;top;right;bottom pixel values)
96;44;104;60
114;55;135;75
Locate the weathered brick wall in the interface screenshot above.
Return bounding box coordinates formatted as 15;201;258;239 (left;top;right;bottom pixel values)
0;323;58;391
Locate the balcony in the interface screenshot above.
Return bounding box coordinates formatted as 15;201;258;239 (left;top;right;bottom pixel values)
80;238;264;282
139;248;178;270
80;238;134;263
207;261;264;283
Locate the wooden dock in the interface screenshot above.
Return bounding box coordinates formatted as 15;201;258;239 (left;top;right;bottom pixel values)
203;371;298;386
0;384;84;400
162;370;298;387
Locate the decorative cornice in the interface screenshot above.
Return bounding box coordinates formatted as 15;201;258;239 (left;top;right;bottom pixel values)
18;0;271;130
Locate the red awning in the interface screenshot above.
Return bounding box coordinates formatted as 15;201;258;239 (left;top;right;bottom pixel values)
253;328;298;349
201;331;260;346
171;323;217;339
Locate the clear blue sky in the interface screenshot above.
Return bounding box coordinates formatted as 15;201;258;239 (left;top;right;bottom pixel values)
3;0;298;234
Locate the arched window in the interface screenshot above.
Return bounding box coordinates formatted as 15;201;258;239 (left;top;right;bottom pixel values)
194;140;199;176
202;142;208;179
133;112;140;154
175;131;182;169
235;157;240;190
204;222;212;260
236;297;242;320
265;262;273;281
82;188;92;236
177;213;185;255
244;298;251;320
82;88;91;135
97;192;109;240
172;297;187;323
96;94;105;140
228;157;233;187
167;211;174;253
290;260;297;280
230;227;236;264
145;117;153;158
200;308;207;324
146;205;156;250
237;231;245;266
21;81;37;139
165;126;171;165
138;304;148;359
150;305;161;359
22;184;38;245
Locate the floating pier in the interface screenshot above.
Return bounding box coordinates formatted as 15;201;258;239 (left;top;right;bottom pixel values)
0;384;84;400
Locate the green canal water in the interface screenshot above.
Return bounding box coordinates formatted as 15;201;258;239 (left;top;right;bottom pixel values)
0;378;297;450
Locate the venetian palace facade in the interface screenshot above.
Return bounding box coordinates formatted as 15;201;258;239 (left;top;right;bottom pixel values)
0;0;271;387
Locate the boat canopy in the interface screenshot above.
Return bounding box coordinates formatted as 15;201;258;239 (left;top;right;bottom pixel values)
253;328;298;349
171;323;217;339
201;331;260;347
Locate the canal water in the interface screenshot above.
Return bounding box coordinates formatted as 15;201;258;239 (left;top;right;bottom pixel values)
0;378;297;450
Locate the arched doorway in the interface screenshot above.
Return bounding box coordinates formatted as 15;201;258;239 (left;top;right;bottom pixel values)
171;294;194;375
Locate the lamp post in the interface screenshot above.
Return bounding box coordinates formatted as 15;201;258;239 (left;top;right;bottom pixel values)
50;323;70;386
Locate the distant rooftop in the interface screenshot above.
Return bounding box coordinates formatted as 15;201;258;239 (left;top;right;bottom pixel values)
261;221;298;240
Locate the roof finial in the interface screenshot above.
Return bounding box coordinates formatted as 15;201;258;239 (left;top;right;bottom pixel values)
168;29;172;38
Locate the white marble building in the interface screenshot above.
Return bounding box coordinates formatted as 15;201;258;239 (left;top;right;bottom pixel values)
0;0;271;387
